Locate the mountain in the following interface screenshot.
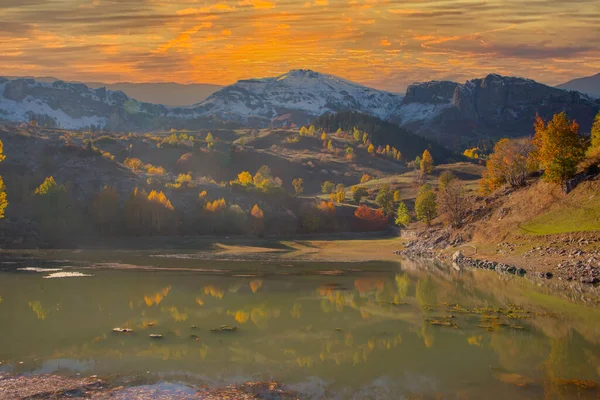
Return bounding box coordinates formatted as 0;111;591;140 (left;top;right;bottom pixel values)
393;74;600;147
7;76;221;106
188;69;403;127
556;73;600;98
0;76;171;130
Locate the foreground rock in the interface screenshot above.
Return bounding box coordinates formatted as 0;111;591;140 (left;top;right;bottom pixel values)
0;373;103;399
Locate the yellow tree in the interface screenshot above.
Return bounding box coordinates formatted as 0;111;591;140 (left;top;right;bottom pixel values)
147;190;175;234
367;144;375;154
124;188;149;234
0;140;7;219
251;204;265;236
479;138;533;195
420;150;434;175
237;171;253;186
533;113;585;184
591;111;600;149
292;178;304;196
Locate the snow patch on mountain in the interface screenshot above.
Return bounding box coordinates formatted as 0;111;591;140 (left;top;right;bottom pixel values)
0;81;109;129
394;102;451;124
190;69;403;123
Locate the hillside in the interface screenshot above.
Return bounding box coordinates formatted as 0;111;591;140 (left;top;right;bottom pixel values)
557;73;600;98
0;123;429;246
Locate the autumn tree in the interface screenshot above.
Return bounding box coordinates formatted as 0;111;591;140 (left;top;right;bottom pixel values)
321;181;335;194
354;205;388;231
360;174;372;183
334;184;346;203
437;179;468;227
352;186;369;203
479;138;534;195
292;178;304;196
367;144;375;154
236;171;253;186
438;170;456;190
147;190;175;234
393;189;401;203
124;157;144;172
0;140;6;219
415;184;437;226
251;204;265;236
34;176;77;242
532;112;585;184
375;184;394;215
395;201;411;228
90;186;120;234
591;111;600;150
124;188;149;234
420;149;434;175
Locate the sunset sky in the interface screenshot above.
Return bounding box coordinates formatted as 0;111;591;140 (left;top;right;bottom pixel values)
1;0;599;92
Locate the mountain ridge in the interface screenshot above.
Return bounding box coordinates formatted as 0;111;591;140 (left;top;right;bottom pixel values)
556;72;600;98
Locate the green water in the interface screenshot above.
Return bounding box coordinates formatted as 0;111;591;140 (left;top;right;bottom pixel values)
0;250;599;399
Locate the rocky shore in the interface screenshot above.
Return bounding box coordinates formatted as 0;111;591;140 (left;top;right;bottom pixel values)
399;228;600;284
0;373;299;399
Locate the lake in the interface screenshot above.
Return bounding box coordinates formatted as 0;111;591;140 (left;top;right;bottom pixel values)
0;249;599;399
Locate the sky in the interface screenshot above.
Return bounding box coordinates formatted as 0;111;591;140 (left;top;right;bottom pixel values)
1;0;599;92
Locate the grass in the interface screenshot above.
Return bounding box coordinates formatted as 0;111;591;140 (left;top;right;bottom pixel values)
520;189;600;235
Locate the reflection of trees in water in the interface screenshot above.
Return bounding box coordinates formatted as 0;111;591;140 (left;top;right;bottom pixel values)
28;300;48;320
416;276;437;309
490;330;548;373
143;286;172;307
543;331;600;399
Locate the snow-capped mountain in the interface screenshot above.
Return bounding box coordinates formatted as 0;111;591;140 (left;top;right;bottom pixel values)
189;69;403;126
392;74;600;146
0;76;170;130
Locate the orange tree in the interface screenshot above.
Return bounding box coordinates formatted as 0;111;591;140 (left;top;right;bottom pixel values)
532;112;585;184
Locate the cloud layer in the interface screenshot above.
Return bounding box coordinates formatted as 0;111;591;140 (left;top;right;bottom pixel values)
1;0;599;91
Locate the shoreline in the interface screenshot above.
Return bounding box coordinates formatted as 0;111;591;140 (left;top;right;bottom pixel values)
0;373;298;399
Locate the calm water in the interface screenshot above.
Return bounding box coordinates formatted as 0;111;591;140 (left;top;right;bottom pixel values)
0;250;599;399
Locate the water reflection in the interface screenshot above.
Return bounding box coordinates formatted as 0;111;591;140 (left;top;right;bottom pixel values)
0;255;599;399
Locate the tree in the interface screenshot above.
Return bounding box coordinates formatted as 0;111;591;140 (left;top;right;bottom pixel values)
395;201;411;227
90;186;120;234
292;178;304;196
205;132;214;143
393;189;401;203
354;205;388;231
124;157;144;172
532;112;585;184
299;126;308;136
0;140;7;219
375;184;394;215
237;171;253;186
308;125;316;136
124;188;149;234
327;140;334;152
251;204;265;236
34;176;76;242
437;179;468;227
591;111;600;149
415;184;437;226
321;181;335;194
438;170;456;190
352;186;368;203
320;132;327;141
147;190;175;233
367;144;375;154
479;138;534;195
334;184;345;203
420;149;434;175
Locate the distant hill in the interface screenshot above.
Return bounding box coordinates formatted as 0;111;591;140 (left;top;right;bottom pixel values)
556;73;600;98
313;112;457;164
6;76;221;107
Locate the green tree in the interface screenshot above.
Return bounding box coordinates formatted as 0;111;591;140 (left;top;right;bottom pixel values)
533;112;585;184
375;184;394;215
395;201;411;227
0;140;7;219
415;184;437;226
352;186;368;203
292;178;304;196
334;184;346;203
321;181;335;194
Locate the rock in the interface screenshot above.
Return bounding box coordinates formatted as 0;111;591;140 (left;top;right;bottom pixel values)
211;325;238;333
452;250;464;262
149;334;163;339
112;328;133;333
